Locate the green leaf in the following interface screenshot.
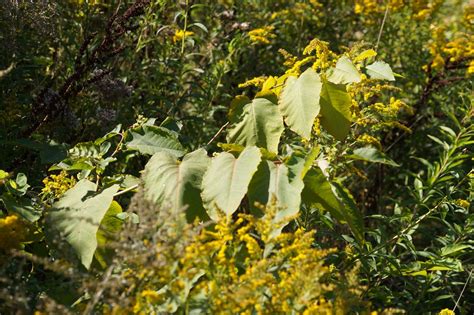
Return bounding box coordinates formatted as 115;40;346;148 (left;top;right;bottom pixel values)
94;201;124;268
332;182;365;244
1;193;42;222
440;244;471;257
347;147;399;166
125;125;185;157
319;80;352;141
45;180;119;269
202;146;261;220
327;56;361;84
227;98;284;153
143;148;210;221
302;168;364;244
366;61;395;81
247;149;317;226
228;95;251;123
302;168;345;222
279;68;322;139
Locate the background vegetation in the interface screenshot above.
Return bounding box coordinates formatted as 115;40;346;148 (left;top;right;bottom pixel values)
0;0;472;314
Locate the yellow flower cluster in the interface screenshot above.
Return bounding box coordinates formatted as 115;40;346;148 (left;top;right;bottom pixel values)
172;29;194;43
0;215;29;251
270;0;322;25
454;199;470;208
357;134;382;150
354;0;443;21
369;97;411;117
438;309;455;315
248;26;276;45
425;27;474;74
304;38;337;72
128;206;369;314
41;171;76;198
238;76;267;89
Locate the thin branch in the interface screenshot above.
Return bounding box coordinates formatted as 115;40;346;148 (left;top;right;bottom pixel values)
453;268;473;312
375;4;390;51
207;122;229;145
114;184;139;197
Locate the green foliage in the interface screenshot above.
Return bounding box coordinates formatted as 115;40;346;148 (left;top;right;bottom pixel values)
227;97;284;152
143;148;210;221
279;68;322;139
45;180;118;269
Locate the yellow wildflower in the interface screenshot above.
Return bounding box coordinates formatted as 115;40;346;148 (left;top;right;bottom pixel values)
0;215;29;250
357;134;382;150
140;289;162;304
438;309;455;315
172;29;194;43
454;199;470;208
238;76;267;89
248;26;276;45
41;171;76;198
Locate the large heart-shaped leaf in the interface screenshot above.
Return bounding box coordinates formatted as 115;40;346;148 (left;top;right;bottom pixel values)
248;148;318;230
227;98;284;153
366;61;395;81
279;68;322;139
327;56;361;84
143;148;210;221
125;125;185;157
45;180;119;269
319;80;352;141
201;146;261;220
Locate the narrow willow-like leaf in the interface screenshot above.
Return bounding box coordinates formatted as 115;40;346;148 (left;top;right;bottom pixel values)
347;147;399;167
202;146;261;220
279;68;322;139
327;56;361;84
45;180;119;269
332;182;365;244
143;148;210;221
227;98;284;153
319;80;352;141
366;61;395;81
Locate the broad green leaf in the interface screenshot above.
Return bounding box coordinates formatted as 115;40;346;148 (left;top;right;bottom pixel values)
45;180;119;269
202;146;261;220
218;143;278;160
126;125;185;157
1;194;42;222
302;168;364;244
143;148;210;221
94;201;124;268
248;161;301;221
302;168;345;222
247;149;317;230
279;68;322;139
366;61;395;81
319;80;352;141
327;56;361;84
228;95;251;123
347;147;399;166
227;98;284;153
